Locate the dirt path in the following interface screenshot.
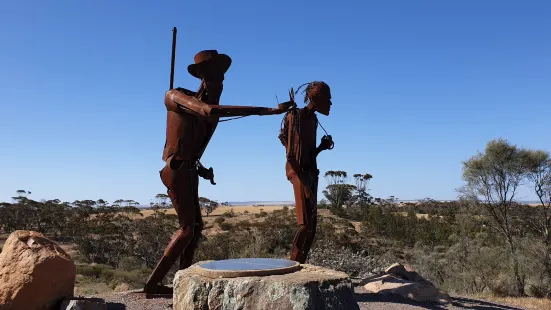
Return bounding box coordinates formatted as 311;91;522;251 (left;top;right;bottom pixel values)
98;290;172;310
96;287;524;310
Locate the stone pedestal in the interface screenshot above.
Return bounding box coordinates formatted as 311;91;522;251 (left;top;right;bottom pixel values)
173;261;359;310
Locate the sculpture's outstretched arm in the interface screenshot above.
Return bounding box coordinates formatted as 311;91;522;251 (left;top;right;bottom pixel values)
165;89;292;117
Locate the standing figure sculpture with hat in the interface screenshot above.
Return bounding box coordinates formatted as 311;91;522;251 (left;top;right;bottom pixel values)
278;81;334;264
144;49;294;297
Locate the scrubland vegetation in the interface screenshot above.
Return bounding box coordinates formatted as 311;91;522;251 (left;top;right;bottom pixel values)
1;138;550;306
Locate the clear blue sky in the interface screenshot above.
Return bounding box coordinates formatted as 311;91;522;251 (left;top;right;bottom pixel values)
1;1;550;205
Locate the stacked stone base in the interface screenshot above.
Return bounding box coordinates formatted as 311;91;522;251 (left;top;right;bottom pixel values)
173;263;359;310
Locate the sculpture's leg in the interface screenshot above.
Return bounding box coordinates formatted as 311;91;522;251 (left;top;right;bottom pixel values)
144;160;198;296
178;221;203;269
290;173;318;264
179;172;204;269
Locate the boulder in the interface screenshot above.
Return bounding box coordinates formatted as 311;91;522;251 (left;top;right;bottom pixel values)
0;230;76;309
173;262;359;310
384;263;435;287
363;274;451;304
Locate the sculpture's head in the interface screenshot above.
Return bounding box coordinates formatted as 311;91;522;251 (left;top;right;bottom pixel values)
304;81;332;116
188;50;232;103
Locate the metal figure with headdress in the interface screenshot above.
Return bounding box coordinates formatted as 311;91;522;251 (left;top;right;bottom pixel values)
278;81;334;263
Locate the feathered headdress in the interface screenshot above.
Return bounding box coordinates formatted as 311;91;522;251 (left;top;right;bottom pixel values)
294;81;330;104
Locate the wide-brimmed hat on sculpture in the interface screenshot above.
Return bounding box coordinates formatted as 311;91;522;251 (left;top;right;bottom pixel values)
187;50;232;78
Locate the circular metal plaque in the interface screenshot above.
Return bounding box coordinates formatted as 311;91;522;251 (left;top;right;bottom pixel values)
194;258;301;278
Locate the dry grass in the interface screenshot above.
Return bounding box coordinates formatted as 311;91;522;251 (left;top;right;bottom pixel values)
0;206;291;255
394;212;432;219
470;294;551;310
4;207;551;308
74;276;112;296
140;205;292;217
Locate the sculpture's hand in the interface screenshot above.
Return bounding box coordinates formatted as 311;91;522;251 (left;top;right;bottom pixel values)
278;100;296;112
197;165;216;185
254;101;294;116
206;167;216;185
277;89;296;113
320;135;335;151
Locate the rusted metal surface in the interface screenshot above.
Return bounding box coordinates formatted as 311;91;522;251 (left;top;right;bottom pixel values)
144;33;293;296
279;81;334;263
169;27;177;89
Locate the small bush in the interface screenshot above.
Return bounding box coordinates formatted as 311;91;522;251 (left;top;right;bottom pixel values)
77;264;110;279
527;284;550;298
118;256;143;271
76;264;150;291
214;217;225;224
219;222;233;231
307;246;388;278
222;210;236;218
255;211;268;218
236;220;252;229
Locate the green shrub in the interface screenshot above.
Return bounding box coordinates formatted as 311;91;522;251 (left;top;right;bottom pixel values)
76;263;150;290
527;283;551;298
118;256;143;271
214;217;225;224
77;264;109;279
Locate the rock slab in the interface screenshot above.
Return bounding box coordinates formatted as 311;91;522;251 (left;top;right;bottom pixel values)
0;230;76;310
173;262;359;310
60;298;107;310
383;263;435;287
362;263;451;304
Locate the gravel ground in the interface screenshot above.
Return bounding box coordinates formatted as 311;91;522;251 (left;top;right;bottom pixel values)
95;287;525;310
98;290;172;310
354;286;525;310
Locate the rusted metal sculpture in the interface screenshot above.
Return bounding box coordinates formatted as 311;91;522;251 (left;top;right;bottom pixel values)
279;81;334;263
144;28;293;297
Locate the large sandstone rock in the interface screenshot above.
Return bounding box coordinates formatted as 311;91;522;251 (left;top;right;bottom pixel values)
0;230;76;310
362;268;451;304
384;262;435;287
173;262;359;310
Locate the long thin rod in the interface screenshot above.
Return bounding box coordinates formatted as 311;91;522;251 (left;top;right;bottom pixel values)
170;27;177;89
